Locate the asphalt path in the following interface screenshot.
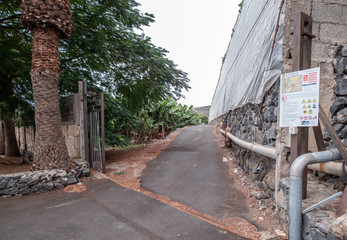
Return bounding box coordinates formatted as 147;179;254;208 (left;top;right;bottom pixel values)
0;132;250;240
141;125;249;219
0;125;251;239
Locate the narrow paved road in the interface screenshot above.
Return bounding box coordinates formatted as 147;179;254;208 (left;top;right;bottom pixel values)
0;179;248;240
0;126;252;240
141;125;249;219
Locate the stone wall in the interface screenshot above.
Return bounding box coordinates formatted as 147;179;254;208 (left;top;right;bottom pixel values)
326;46;347;147
62;124;81;159
226;81;279;197
0;159;90;198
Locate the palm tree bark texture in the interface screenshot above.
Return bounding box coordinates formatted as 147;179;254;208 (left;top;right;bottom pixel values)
21;0;73;170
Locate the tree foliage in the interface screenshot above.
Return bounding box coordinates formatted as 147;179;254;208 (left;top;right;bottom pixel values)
1;0;195;147
60;0;190;111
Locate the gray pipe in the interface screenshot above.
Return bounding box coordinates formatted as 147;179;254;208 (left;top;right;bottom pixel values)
308;162;343;177
289;149;342;240
220;129;344;238
220;129;276;159
221;129;344;177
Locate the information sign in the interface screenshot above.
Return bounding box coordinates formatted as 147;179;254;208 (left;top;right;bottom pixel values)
279;67;320;127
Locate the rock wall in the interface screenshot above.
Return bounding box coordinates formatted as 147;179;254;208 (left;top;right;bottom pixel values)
326;46;347;147
0;159;89;198
227;81;279;197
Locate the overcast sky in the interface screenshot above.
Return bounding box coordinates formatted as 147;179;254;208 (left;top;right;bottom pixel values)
137;0;240;107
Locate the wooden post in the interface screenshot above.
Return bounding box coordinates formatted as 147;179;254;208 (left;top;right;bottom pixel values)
290;12;315;199
79;81;89;163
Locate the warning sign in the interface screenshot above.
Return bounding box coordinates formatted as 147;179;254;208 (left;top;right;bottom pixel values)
279;67;320;127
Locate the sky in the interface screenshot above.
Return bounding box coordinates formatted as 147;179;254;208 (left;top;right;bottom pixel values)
136;0;240;107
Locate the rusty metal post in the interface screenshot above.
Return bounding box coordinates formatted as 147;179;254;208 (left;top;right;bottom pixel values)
89;111;93;167
290;12;315;199
100;93;105;173
79;81;89;163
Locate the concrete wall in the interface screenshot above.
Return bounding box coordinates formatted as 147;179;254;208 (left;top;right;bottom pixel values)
282;0;347;151
15;126;35;153
276;0;347;237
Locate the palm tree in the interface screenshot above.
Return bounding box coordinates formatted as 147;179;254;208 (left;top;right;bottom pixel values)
20;0;73;170
3;117;20;156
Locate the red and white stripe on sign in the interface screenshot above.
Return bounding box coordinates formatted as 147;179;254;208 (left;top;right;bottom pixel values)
308;72;317;84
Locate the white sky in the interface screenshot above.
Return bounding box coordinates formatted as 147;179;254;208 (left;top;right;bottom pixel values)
137;0;240;107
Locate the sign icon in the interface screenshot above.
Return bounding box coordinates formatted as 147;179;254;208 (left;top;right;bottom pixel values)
281;95;287;102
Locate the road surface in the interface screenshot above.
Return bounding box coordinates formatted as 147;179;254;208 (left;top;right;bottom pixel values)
0;125;252;239
141;125;249;219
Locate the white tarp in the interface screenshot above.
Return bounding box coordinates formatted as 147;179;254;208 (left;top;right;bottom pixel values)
209;0;284;121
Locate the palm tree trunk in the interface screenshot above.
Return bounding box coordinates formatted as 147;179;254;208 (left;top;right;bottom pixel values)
31;27;71;170
3;117;20;156
0;121;6;155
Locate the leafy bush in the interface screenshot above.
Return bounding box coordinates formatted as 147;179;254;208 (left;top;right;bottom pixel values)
104;96;203;147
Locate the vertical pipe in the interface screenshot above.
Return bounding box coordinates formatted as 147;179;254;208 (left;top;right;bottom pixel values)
289;176;303;240
289;149;342;240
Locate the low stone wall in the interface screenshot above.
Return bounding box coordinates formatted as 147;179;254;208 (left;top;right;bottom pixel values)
226;80;279;197
0;159;89;198
15;124;81;159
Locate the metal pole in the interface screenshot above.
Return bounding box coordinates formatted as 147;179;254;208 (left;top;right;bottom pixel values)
101;93;105;173
289;149;343;240
290;12;315;199
302;191;343;215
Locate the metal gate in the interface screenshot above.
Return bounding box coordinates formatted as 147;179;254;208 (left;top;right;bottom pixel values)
88;93;105;173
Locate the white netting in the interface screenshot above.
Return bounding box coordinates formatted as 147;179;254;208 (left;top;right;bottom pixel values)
209;0;284;121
